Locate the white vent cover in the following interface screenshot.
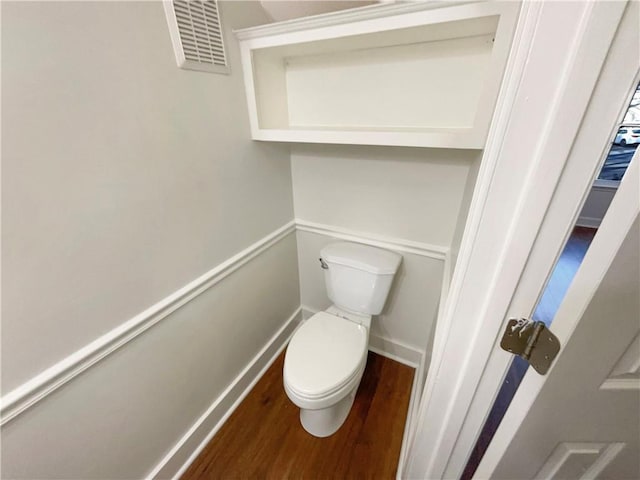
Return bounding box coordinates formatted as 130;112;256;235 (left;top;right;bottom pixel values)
163;0;229;74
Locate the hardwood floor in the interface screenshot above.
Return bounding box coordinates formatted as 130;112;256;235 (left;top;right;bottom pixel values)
182;351;414;479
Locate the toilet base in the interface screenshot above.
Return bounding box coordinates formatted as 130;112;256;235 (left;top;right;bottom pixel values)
299;384;358;437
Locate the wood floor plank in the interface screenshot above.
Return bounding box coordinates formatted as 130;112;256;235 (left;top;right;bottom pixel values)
181;351;414;479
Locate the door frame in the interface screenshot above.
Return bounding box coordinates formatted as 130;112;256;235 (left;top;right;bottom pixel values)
403;1;635;478
475;141;640;479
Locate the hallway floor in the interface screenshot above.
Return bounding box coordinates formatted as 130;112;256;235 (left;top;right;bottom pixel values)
182;351;414;479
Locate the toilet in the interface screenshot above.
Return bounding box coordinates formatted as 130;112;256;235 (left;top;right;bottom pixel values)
284;241;402;437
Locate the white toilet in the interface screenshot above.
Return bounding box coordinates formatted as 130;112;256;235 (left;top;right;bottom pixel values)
284;241;402;437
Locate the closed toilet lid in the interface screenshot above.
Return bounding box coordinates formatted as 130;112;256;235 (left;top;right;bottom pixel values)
284;312;367;399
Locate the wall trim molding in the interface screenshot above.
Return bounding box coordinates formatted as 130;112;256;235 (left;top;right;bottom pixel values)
1;217;441;426
295;219;449;261
147;307;303;479
592;179;620;190
2;216;443;433
368;337;423;369
0;221;297;426
576;216;602;229
600;378;640;391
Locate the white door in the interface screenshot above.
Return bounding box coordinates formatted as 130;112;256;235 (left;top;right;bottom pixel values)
474;154;639;479
404;2;640;479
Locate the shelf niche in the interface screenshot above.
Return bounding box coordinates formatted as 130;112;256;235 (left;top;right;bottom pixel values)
236;2;519;149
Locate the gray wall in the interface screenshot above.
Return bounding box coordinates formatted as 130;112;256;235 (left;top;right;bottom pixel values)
291;144;480;247
1;1;485;477
291;144;481;353
577;184;617;228
1;1;299;477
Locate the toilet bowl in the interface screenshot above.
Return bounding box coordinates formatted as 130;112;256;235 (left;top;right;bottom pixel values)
283;242;402;437
284;309;369;437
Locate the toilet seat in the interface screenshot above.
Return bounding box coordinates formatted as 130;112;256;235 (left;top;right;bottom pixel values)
284;311;368;400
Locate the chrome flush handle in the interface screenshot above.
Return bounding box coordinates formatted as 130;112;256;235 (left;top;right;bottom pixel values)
319;258;329;269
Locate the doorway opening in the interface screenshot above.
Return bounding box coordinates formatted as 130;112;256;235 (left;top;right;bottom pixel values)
461;80;640;480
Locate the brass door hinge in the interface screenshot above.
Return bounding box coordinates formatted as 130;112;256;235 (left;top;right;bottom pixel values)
500;318;561;375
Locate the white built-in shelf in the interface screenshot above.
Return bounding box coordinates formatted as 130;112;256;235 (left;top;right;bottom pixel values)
235;2;519;149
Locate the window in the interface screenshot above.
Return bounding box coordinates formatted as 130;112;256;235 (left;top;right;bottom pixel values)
598;82;640;182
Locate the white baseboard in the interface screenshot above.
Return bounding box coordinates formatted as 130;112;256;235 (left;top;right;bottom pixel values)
368;335;422;368
147;307;302;480
301;306;423;368
576;216;602;228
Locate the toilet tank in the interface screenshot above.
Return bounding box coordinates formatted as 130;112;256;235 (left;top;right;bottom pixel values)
320;242;402;316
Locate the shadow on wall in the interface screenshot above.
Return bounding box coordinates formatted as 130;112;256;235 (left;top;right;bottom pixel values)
292;143;479;166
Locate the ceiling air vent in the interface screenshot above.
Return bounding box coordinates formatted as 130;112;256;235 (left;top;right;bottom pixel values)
163;0;229;74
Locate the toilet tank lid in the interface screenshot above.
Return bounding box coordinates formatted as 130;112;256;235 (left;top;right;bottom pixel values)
321;242;402;275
